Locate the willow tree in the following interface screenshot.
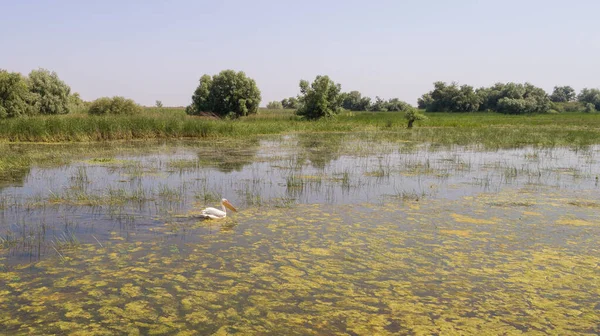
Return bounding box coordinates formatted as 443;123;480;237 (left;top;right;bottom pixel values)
296;75;342;120
186;70;261;118
0;70;32;118
28;68;71;115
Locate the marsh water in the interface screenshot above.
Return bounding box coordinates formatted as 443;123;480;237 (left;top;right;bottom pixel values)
1;133;599;335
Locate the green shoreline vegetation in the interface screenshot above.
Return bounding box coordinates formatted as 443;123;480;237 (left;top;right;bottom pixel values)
1;108;600;144
2;67;600;182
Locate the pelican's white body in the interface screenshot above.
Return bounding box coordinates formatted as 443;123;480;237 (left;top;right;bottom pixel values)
200;199;237;219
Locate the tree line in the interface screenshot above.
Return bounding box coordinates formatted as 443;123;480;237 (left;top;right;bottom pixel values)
2;68;599;122
417;82;599;114
269;92;412;112
0;68;142;118
271;81;600;116
267;82;599;117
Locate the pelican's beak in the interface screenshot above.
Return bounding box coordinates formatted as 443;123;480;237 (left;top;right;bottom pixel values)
224;200;237;212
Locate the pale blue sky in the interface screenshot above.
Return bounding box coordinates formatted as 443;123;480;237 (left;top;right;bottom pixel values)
1;0;599;106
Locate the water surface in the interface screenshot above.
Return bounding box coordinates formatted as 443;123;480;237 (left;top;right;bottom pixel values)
1;134;599;335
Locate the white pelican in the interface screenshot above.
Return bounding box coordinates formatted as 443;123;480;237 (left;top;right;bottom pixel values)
200;198;237;219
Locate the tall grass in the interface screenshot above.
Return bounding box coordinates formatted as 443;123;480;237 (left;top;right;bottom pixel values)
0;109;600;148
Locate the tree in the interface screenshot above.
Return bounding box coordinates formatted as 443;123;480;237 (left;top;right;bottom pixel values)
370;96;413;112
281;97;299;109
187;74;212;115
478;83;519;111
357;96;372;111
0;70;34;118
88;96;142;115
495;83;551;114
584;103;596;113
522;83;552;113
476;82;550;114
186;70;261;118
453;85;480;112
404;108;427;128
341;91;371;111
155;100;163;108
27;68;71;115
417;93;433;110
421;82;481;112
577;88;600;110
296;75;342;120
266;101;283;109
385;98;411;112
370;96;388;112
550;86;576;102
419;81;551;114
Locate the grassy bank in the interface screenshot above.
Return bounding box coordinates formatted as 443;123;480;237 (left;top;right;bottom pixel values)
1;109;600;147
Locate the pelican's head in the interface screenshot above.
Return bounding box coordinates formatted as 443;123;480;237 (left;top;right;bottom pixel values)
222;198;237;212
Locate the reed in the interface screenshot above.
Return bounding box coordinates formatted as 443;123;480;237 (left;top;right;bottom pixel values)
0;110;598;147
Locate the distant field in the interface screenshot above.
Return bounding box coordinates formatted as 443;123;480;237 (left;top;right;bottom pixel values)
1;108;600;148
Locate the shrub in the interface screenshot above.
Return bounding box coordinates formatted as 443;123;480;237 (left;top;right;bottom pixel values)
385;98;412;112
584;103;596;113
404;108;427;128
88;96;142;115
266;101;283;109
551;101;584;113
68;93;87;114
577;88;600;110
550;86;576;102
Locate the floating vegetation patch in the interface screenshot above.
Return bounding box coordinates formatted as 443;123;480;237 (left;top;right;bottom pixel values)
1;188;599;334
451;213;498;225
1;135;600;334
555;217;597;227
568;200;600;208
439;229;472;237
85;157;133;166
167;158;200;171
486;201;535;207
